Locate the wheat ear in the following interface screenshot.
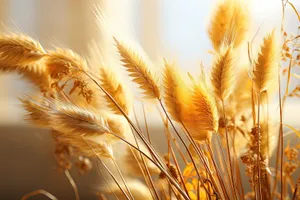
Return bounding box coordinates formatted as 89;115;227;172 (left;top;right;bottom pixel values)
253;31;280;93
99;66;131;115
208;0;249;51
182;82;219;141
49;102;112;137
211;45;236;101
60;136;114;158
20;97;51;127
114;37;161;99
0;34;46;65
163;59;190;122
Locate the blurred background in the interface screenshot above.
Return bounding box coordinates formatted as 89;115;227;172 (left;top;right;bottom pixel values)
0;0;299;199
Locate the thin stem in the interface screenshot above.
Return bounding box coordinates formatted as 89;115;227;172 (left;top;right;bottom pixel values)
82;71;189;199
21;189;58;200
111;158;135;200
278;69;284;200
157;100;203;180
158;99;219;200
98;193;108;200
170;145;189;195
128;146;157;200
221;100;238;200
142;102;151;143
206;141;230;200
180;124;223;200
256;94;262;200
64;170;80;200
108;129;190;200
215;133;233;192
95;160;119;200
163;118;183;199
158;105;188;165
292;180;299;200
270;64;285;200
82;138;131;200
129;126;161;200
131;106;159;199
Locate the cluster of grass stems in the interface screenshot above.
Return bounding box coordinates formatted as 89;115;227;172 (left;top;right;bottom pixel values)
0;0;300;199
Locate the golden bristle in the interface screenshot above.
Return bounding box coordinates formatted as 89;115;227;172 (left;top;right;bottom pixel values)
59;136;114;158
253;31;280;93
50;101;127;140
183;83;219;141
20;98;51;127
208;0;249;51
211;45;236;101
163;60;190;122
46;48;88;80
0;34;46;65
114;38;161;99
49;102;111;137
99;66;131;115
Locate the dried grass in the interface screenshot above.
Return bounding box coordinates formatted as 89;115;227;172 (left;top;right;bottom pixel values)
114;38;161;99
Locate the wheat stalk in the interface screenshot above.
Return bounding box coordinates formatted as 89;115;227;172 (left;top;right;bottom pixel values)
253;31;280;93
60;136;114;158
49;102;112;137
163;59;190;122
208;0;249;51
99;66;131;115
114;37;161;99
20;97;51;127
211;45;236;101
183;82;219;141
0;34;46;65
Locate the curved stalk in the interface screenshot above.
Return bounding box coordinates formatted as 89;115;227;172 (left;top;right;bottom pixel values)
64;170;80;200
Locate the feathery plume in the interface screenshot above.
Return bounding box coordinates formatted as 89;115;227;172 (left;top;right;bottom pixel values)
208;0;249;51
21;97;111;137
59;136;114;158
49;102;111;137
20;97;51;127
99;66;131;115
183;82;219;141
163;60;190;122
253;31;280;93
114;38;161;99
0;34;46;65
211;45;236;101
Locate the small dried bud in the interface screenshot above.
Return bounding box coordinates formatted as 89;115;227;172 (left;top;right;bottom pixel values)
284;146;299;161
284;162;298;176
76;156;92;175
241;154;253;164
